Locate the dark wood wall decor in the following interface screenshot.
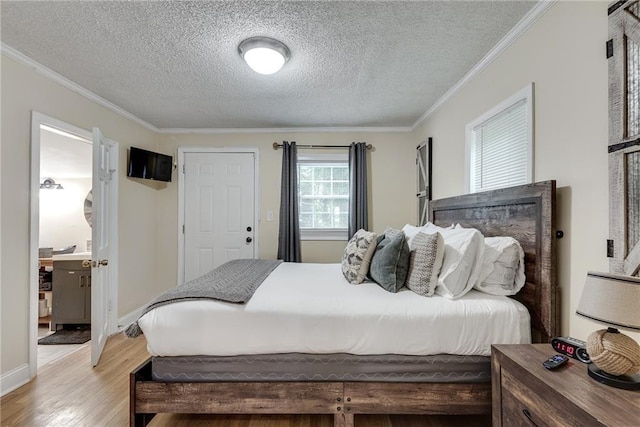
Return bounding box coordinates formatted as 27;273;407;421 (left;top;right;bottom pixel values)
417;137;433;226
609;0;640;276
130;181;559;427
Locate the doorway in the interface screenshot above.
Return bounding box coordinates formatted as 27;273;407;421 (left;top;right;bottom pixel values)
177;147;260;284
36;121;93;369
29;113;119;376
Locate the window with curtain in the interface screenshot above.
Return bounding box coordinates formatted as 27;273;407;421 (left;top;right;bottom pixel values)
297;153;349;240
466;83;533;193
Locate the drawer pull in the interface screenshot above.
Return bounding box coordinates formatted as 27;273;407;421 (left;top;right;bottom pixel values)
522;408;539;426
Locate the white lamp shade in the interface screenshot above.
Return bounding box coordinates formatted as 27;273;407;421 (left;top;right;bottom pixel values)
243;47;286;75
576;271;640;331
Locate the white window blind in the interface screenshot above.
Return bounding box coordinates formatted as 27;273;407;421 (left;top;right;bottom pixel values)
467;84;533;193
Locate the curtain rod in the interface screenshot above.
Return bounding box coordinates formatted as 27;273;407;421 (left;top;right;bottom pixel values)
272;142;373;150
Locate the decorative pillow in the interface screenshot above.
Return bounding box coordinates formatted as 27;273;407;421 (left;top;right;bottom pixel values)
422;224;485;299
405;231;444;297
369;231;411;293
341;229;378;284
372;226;401;247
475;236;526;296
383;226;403;239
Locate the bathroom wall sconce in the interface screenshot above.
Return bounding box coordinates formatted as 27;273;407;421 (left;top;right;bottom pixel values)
40;178;63;190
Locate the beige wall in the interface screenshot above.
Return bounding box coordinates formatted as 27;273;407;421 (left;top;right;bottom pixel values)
155;132;416;293
414;1;639;342
1;56;160;377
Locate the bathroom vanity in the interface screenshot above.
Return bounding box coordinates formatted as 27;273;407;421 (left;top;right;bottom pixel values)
51;253;92;330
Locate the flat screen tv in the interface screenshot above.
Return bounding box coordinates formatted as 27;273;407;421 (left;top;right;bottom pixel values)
127;146;173;182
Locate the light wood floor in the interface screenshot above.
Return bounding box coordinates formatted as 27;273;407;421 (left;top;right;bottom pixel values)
1;334;491;426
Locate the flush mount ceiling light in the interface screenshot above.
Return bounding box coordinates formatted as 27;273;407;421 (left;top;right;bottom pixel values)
238;36;290;75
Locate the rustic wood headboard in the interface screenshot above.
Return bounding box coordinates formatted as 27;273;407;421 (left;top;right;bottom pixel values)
429;180;558;343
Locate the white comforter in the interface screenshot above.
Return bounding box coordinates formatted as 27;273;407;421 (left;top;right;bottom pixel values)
139;262;531;357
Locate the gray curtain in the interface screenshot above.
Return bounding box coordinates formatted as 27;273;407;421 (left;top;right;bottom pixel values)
348;142;369;239
277;141;301;262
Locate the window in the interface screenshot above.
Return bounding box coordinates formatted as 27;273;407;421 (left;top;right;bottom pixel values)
466;84;533;193
298;153;349;240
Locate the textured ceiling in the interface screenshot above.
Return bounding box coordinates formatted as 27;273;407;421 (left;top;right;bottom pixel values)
1;1;537;129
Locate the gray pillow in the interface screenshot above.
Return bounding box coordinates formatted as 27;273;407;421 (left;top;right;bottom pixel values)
369;231;411;293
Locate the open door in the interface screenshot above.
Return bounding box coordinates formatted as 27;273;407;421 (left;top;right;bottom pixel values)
91;128;118;366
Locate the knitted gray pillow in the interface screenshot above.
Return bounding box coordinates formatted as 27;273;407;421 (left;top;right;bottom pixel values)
406;231;444;297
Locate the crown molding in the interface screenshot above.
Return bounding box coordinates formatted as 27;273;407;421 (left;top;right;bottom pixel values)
411;0;557;131
157;126;413;134
1;43;159;133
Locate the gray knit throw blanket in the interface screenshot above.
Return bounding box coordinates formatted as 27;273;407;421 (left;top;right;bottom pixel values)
124;259;282;338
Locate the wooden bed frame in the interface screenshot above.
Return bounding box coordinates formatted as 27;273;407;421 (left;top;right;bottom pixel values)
130;180;558;427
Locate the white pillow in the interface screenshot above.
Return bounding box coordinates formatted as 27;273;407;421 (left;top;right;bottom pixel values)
422;223;485;299
401;222;453;246
475;236;525;296
401;224;424;247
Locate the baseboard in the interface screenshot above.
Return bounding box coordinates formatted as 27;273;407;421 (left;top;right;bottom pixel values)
117;305;145;333
1;363;30;397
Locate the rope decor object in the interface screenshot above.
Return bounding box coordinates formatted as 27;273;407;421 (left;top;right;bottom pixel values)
587;329;640;376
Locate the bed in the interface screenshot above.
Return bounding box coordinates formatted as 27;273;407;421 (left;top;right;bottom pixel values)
130;180;558;427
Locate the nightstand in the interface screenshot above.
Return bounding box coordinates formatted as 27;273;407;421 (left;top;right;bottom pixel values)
492;344;640;426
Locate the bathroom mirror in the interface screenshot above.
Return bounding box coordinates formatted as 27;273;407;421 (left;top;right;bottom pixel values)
84;190;92;227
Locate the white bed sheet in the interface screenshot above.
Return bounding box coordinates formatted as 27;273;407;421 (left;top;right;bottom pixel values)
139;262;531;357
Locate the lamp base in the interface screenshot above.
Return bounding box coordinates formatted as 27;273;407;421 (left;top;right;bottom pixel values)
588;363;640;391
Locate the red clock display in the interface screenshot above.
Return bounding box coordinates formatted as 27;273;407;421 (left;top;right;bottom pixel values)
551;337;591;364
556;342;575;355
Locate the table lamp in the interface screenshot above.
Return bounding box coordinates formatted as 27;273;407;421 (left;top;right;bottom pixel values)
576;271;640;390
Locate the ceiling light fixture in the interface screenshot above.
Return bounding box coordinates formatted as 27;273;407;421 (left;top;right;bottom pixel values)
238;36;290;75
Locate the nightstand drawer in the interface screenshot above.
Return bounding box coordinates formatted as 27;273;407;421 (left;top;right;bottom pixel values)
501;370;601;427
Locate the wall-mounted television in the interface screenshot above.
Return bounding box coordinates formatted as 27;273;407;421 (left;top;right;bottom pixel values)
127;146;173;182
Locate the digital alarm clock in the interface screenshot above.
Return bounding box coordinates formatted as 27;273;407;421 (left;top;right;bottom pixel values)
551;336;591;364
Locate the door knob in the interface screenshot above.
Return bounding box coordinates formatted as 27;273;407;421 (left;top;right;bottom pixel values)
246;226;252;232
99;259;109;266
82;260;92;268
246;237;253;243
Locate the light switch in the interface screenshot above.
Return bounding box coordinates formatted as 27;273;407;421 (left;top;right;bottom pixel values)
267;210;274;221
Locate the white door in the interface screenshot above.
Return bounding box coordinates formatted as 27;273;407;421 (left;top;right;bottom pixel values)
91;128;118;366
183;152;256;282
